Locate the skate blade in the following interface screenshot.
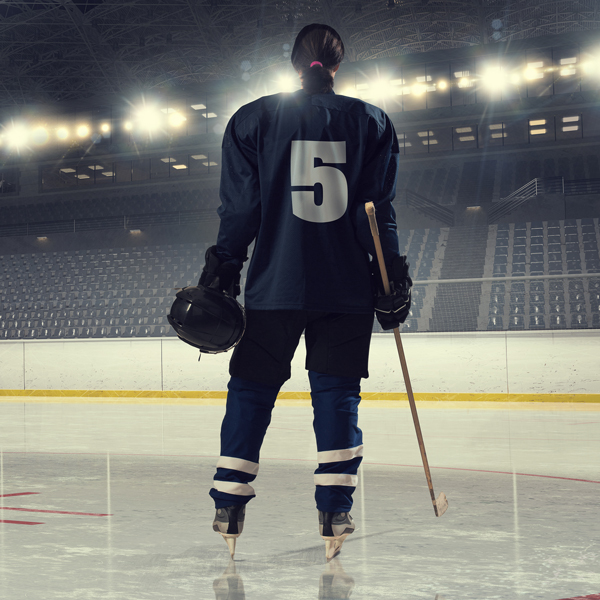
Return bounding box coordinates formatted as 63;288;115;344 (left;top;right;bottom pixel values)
324;534;349;561
435;492;449;517
219;533;240;559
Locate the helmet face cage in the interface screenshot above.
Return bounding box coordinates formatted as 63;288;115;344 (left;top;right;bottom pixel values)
167;286;246;354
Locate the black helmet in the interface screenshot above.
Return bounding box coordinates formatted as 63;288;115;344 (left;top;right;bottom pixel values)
167;286;245;354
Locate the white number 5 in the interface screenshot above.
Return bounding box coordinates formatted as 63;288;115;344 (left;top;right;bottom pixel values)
290;140;348;223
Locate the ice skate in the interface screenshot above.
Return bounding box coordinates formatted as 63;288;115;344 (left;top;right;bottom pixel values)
318;511;355;560
213;505;246;559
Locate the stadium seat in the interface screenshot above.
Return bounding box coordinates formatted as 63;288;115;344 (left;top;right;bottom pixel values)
489;304;503;317
408;306;421;318
508;315;524;330
487;316;503;330
529;315;545;329
549;314;567;329
548;262;563;275
402;319;418;332
571;314;588;328
529;304;544;315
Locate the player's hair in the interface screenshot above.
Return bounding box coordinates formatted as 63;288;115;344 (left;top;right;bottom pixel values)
291;23;345;95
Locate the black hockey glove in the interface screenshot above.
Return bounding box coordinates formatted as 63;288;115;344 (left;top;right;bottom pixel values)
373;255;412;330
198;246;243;298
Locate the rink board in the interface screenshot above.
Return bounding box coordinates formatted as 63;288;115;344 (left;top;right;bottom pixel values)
1;330;599;400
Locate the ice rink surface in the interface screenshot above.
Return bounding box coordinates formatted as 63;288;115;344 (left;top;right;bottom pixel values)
0;399;599;600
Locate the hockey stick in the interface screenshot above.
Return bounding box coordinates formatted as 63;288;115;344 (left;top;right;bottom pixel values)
365;202;448;518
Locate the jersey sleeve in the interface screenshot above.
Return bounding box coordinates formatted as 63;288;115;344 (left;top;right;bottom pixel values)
353;112;401;269
215;113;262;267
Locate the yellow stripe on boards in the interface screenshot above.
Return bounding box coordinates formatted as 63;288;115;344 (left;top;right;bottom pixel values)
0;390;599;404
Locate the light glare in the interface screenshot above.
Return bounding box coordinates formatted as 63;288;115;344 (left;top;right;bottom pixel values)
481;67;508;92
278;75;296;93
77;125;90;138
168;112;187;127
524;68;543;80
136;106;161;131
412;83;426;96
31;127;49;145
370;80;393;99
6;125;28;149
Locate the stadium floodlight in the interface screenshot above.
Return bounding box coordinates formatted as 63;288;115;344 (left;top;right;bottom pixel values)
481;66;508;92
5;124;28;150
437;80;448;90
76;125;90;138
457;77;471;88
56;127;69;140
135;106;161;131
31;126;49;145
524;62;544;80
524;69;543;80
124;121;133;131
100;123;111;133
560;67;577;77
369;79;393;100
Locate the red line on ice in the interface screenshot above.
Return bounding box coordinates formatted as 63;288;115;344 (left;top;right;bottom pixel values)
556;595;600;600
0;519;44;525
367;462;600;484
0;492;40;498
0;507;111;517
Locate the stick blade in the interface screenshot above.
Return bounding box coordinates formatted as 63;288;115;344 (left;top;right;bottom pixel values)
435;493;448;517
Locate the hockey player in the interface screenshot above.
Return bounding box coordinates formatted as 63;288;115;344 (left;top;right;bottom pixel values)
201;23;412;560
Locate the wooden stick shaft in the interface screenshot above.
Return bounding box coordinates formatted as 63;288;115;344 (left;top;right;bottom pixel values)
365;202;440;517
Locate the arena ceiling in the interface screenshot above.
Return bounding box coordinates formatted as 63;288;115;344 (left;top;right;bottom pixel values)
1;0;599;106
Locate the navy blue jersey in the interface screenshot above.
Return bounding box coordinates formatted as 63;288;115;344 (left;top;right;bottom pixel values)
215;89;400;314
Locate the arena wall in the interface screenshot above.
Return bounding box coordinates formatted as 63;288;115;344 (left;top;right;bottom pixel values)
1;330;598;399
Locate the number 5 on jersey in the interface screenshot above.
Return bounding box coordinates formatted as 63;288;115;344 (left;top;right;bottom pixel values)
290;140;348;223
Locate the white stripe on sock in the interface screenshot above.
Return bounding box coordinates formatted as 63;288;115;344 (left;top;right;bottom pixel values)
314;474;358;487
217;456;259;476
213;480;256;496
317;445;364;464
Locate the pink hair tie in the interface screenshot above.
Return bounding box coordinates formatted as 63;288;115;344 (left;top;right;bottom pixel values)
310;61;323;68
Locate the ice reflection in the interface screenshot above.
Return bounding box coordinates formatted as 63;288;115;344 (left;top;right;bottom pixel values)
318;558;355;599
213;561;245;600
